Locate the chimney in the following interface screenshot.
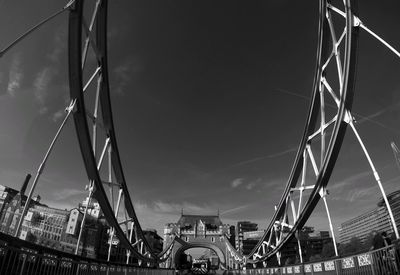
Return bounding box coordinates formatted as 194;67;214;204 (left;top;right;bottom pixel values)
20;173;31;196
32;195;41;203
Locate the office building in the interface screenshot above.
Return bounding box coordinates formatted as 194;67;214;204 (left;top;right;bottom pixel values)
339;190;400;244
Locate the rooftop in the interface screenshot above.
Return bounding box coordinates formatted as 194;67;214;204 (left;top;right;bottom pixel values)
177;214;223;227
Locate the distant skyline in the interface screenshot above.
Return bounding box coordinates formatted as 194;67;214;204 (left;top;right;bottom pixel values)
1;0;400;237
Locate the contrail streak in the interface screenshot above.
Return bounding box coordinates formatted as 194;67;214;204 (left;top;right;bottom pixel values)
230;147;297;169
206;89;399;176
275;88;400;134
220;204;250;215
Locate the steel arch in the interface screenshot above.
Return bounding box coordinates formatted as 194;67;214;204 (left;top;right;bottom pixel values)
68;0;360;265
1;0;398;269
246;0;359;263
68;0;159;264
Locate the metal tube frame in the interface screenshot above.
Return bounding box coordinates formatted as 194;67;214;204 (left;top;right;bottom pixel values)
15;100;76;237
244;0;359;263
4;0;400;268
68;0;162;263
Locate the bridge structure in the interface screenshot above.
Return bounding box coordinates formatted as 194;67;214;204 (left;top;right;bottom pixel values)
0;0;400;274
162;212;243;270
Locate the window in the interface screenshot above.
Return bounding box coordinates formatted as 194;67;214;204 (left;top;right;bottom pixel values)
185;236;189;242
211;237;215;243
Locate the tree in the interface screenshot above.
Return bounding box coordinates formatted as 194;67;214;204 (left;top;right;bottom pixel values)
284;257;295;265
309;254;321;262
26;231;37;243
340;236;363;256
321;242;336;259
30;212;44;226
299;226;314;240
363;232;375;251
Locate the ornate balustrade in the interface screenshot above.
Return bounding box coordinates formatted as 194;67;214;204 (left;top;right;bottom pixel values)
0;232;174;275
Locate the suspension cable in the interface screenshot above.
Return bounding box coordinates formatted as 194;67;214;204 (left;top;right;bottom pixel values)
0;0;75;58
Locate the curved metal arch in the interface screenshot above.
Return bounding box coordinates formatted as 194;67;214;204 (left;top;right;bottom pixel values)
68;0;158;263
223;235;245;264
95;0;159;260
157;236;177;261
68;0;360;266
246;0;359;262
3;0;399;269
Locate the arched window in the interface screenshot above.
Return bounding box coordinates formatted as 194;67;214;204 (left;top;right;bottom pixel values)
211;237;215;243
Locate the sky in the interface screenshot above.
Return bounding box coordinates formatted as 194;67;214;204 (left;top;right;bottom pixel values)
0;0;400;239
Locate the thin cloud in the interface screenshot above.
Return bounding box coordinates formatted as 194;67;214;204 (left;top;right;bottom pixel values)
232;177;283;191
153;201;212;215
225;90;400;174
52;108;65;122
229;147;297;169
246;178;264;190
52;188;87;201
275;88;400;134
346;186;376;202
7;53;23;96
0;72;4;87
202;147;297;180
231;178;244;188
134;201;181;233
264;178;285;188
329;170;372;192
274;88;310;101
231;177;279;191
331;174;400;203
47;27;67;63
133;201;216;234
220;204;251;215
354;102;400;134
246;182;257;190
39;106;48;114
34;67;53;104
112;56;144;95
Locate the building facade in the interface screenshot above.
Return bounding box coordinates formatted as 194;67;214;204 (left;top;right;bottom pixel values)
79;196;103;219
339;190;400;244
20;205;69;249
0;185;19;218
163;213;231;268
242;230;264;255
0;193;43;236
0;184;109;259
235;221;258;254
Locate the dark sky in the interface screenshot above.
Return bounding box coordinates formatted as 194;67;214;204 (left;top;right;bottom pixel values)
0;0;400;236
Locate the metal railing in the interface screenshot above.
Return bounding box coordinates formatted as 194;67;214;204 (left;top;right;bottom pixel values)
0;232;174;275
2;229;400;275
237;241;400;275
